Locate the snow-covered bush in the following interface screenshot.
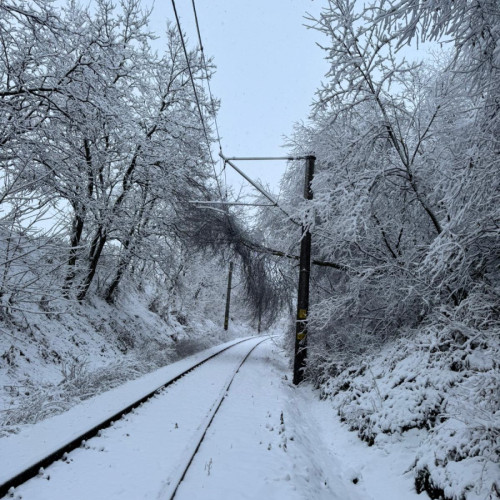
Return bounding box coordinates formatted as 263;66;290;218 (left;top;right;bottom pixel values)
318;318;499;499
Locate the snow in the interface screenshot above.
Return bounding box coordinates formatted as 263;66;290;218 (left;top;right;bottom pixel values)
0;336;253;489
175;339;422;500
2;335;429;500
174;339;360;500
0;289;248;429
296;390;424;500
317;324;500;500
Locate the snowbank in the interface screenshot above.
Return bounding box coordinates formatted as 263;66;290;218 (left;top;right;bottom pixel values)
0;290;244;431
317;323;499;500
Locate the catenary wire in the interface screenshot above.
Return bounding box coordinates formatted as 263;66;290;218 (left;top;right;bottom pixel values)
170;0;224;199
172;0;301;220
191;0;223;154
190;0;226;199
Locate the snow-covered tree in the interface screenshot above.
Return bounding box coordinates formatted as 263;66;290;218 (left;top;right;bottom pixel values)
265;0;500;365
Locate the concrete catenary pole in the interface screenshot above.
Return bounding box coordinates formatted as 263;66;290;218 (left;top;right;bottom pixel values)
293;155;315;385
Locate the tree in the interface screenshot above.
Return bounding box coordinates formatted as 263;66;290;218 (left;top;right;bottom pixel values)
263;0;499;368
0;0;83;314
0;0;288;333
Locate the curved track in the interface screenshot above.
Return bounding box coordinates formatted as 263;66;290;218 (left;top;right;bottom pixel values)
161;337;266;500
0;336;268;499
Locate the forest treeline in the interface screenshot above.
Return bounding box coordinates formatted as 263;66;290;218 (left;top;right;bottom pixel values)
1;0;498;370
0;0;287;327
1;0;498;379
262;0;500;371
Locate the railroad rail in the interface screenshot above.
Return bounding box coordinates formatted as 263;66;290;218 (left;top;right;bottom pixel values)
0;336;267;498
161;336;268;499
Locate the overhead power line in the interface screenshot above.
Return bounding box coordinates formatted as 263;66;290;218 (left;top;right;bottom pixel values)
170;0;224;199
170;1;214;161
170;0;301;221
191;0;223;153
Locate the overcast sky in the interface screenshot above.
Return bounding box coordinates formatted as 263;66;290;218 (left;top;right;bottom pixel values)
143;0;329;193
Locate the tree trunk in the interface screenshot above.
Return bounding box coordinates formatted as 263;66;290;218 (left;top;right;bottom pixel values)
64;139;94;296
104;188;153;303
77;228;107;302
63;211;85;295
104;238;133;303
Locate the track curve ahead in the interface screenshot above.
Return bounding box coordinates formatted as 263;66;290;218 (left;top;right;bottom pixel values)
0;336;268;499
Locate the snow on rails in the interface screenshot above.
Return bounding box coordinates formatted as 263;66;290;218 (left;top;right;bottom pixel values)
0;336;268;499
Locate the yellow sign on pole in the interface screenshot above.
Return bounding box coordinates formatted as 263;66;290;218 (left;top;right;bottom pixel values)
298;308;307;319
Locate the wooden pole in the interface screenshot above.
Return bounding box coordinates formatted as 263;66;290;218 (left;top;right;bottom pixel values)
293;155;315;385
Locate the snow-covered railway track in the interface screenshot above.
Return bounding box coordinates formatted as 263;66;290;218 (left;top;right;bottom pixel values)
161;336;267;500
0;336;267;499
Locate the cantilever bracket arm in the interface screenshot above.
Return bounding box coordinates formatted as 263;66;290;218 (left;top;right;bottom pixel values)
219;152;278;207
219;152;300;226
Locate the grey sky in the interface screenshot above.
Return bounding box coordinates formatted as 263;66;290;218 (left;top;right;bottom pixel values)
143;0;329;193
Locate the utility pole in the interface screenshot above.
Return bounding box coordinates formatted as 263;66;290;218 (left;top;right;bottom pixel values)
212;153;316;379
224;261;233;330
293;155;315;385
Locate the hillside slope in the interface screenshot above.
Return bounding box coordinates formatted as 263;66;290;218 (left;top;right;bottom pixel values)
0;291;241;432
315;323;499;500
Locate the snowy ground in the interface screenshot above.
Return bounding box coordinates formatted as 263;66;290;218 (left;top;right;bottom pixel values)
174;338;422;500
1;336;426;500
0;290;250;430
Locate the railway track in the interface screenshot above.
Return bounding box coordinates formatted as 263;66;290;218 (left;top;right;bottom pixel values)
0;336;268;499
160;336;266;500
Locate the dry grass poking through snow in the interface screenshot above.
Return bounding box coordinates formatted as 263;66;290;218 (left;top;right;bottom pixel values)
0;292;240;433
